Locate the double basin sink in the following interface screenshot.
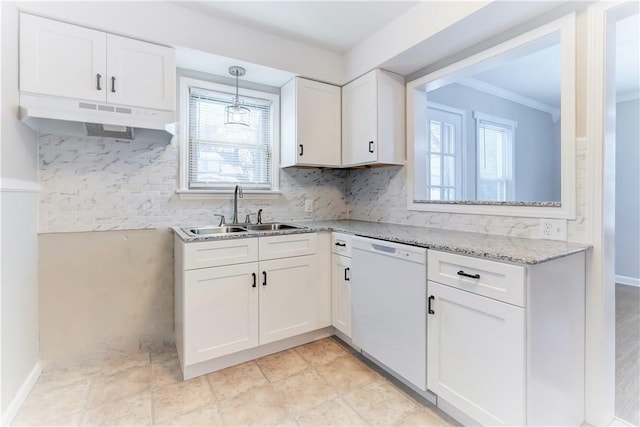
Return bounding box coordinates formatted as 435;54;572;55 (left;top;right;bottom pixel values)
182;223;305;237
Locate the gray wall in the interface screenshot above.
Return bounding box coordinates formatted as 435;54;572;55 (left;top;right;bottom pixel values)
615;99;640;282
428;83;561;201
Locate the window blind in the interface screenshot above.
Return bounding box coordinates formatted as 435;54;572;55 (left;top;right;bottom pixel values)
188;86;273;190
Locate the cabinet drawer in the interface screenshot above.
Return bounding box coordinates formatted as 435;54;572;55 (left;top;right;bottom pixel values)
428;250;526;307
184;238;258;270
259;233;317;261
331;232;352;257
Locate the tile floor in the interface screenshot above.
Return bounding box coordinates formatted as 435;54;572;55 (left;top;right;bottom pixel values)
13;337;457;426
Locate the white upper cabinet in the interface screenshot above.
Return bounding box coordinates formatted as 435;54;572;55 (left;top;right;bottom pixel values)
281;77;341;167
342;69;405;167
105;34;175;111
20;13;107;102
20;14;175;111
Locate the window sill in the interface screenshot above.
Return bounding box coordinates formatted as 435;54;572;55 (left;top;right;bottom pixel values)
176;189;282;200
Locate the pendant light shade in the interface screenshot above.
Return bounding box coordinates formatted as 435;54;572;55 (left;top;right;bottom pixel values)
225;66;251;127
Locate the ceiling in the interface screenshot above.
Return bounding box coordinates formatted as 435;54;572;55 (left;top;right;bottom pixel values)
177;1;418;54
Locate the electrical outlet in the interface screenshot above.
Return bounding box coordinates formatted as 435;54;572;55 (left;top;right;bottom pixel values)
539;218;567;241
304;199;314;213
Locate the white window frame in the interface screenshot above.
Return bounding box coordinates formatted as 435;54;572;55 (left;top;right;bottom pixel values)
424;102;466;201
405;13;576;219
177;76;280;199
474;111;517;202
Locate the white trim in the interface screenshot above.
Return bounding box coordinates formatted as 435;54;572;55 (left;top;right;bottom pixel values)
177;76;280;194
615;275;640;288
617;90;640;102
0;179;41;193
1;362;41;426
406;14;576;219
460;77;561;123
176;189;281;200
584;1;639;425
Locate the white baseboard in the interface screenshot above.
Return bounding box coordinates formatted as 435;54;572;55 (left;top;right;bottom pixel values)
1;362;41;426
616;275;640;287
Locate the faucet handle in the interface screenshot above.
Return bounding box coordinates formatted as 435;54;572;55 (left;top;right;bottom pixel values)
257;209;263;224
214;214;226;226
244;213;255;224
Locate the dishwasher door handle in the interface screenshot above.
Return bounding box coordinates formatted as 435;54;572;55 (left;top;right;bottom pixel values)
371;243;396;254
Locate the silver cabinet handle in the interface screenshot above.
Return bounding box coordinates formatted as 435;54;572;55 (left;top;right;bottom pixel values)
111;76;116;93
96;74;102;90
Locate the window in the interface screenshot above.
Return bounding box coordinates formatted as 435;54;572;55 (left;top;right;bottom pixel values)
179;77;280;194
426;104;464;201
474;112;516;201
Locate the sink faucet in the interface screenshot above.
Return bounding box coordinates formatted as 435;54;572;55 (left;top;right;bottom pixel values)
232;184;243;224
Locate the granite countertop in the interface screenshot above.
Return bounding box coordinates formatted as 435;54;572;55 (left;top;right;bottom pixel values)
172;219;590;265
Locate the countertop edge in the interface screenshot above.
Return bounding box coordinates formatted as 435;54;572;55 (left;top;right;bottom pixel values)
172;222;590;266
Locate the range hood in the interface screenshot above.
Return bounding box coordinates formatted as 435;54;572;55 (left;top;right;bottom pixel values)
19;93;176;143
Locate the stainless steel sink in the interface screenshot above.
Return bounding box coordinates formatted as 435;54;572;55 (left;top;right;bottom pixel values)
244;223;304;231
181;226;248;236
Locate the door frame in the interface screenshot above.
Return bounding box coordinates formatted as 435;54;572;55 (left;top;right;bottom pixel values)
585;1;639;425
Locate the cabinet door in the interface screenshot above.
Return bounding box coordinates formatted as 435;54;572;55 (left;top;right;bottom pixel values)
184;263;258;365
20;14;107;102
427;281;525;426
342;70;377;166
331;254;352;337
106;34;175;110
296;79;341;166
259;255;318;344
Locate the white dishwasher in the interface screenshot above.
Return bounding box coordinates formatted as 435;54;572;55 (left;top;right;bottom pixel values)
351;236;427;391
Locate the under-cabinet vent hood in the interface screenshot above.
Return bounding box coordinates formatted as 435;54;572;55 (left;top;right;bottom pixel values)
19;93;176;143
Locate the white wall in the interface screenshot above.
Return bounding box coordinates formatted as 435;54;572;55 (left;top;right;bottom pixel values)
615;98;640;284
0;1;40;423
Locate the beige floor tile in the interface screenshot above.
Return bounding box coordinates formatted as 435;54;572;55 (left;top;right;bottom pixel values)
151;358;183;390
13;381;90;426
396;408;453;426
152;377;215;423
96;352;150;374
12;410;83;427
86;365;150;408
256;349;309;382
344;381;419;426
82;391;152;426
155;403;224;426
272;370;337;416
294;338;347;367
315;355;379;394
218;384;287;426
28;366;97;397
295;397;367;426
207;361;268;400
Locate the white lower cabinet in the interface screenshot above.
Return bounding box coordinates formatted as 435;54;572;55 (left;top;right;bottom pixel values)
259;255;318;344
184;263;259;365
427;249;586;426
175;232;329;379
427;281;525;426
331;253;352;337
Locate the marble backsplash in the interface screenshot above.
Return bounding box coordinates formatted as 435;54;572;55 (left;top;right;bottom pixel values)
39;135;349;233
39;135;587;242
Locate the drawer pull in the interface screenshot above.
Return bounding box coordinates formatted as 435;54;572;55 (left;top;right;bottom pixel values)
252;272;256;288
335;242;346;247
457;270;480;279
428;295;435;314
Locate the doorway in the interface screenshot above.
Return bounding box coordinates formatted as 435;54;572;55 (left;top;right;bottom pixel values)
613;11;640;426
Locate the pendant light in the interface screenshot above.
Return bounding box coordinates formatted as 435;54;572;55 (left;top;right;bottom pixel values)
224;66;250;127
